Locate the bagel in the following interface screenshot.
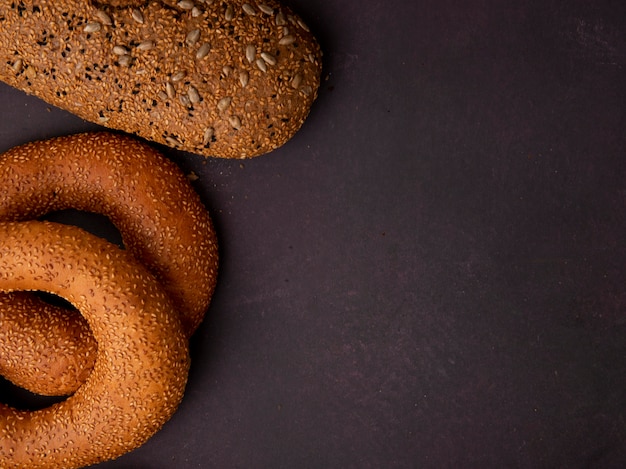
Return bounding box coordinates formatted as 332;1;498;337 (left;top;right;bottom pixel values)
0;0;322;158
0;220;190;469
0;132;218;396
0;293;97;397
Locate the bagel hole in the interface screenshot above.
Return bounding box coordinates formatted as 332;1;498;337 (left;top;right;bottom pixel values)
39;209;124;249
0;375;69;410
33;290;76;309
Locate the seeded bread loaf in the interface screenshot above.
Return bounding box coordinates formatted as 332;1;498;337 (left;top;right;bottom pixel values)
0;0;322;158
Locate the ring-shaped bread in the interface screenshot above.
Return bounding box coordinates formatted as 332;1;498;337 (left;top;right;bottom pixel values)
0;132;217;396
0;221;189;469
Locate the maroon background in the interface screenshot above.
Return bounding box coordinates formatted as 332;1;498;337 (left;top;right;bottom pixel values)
1;0;626;467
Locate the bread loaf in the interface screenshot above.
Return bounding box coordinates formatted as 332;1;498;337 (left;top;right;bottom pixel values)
0;0;322;158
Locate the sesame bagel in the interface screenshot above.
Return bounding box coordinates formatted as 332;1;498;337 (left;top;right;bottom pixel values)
0;221;190;469
0;0;322;158
0;293;97;397
0;132;218;396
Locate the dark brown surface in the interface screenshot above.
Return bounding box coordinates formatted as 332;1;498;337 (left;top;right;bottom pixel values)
1;0;626;467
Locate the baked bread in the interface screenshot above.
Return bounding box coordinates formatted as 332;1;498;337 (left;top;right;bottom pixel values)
0;221;189;469
0;132;219;396
0;0;322;158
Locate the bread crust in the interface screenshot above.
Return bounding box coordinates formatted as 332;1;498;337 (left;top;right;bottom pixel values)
0;221;190;469
0;132;218;396
0;0;322;158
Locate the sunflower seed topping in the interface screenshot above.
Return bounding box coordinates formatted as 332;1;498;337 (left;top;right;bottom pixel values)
11;59;23;73
203;127;215;145
261;52;276;66
170;71;187;82
180;94;191;106
132;9;144;24
192;6;202;17
291;73;303;89
239;70;249;88
279;35;296;46
228;115;242;130
188;86;201;104
218;97;232;111
166;136;181;147
258;4;274;15
245;44;256;63
166;82;176;98
178;0;195;10
118;55;132;67
95;10;113;26
137;40;155;51
196;43;211;59
297;19;311;32
23;65;36;80
186;29;201;46
256;58;268;72
275;11;287;26
83;22;102;33
158;90;169;101
113;45;129;55
225;5;234;21
222;65;233;77
242;3;256;15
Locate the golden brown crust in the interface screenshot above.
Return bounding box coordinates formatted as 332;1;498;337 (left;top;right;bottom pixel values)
0;0;322;158
0;221;189;469
0;132;218;396
0;293;97;397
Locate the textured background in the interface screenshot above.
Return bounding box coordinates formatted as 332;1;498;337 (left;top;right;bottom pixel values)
1;0;626;467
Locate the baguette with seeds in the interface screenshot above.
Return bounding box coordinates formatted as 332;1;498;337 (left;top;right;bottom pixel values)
0;0;322;158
